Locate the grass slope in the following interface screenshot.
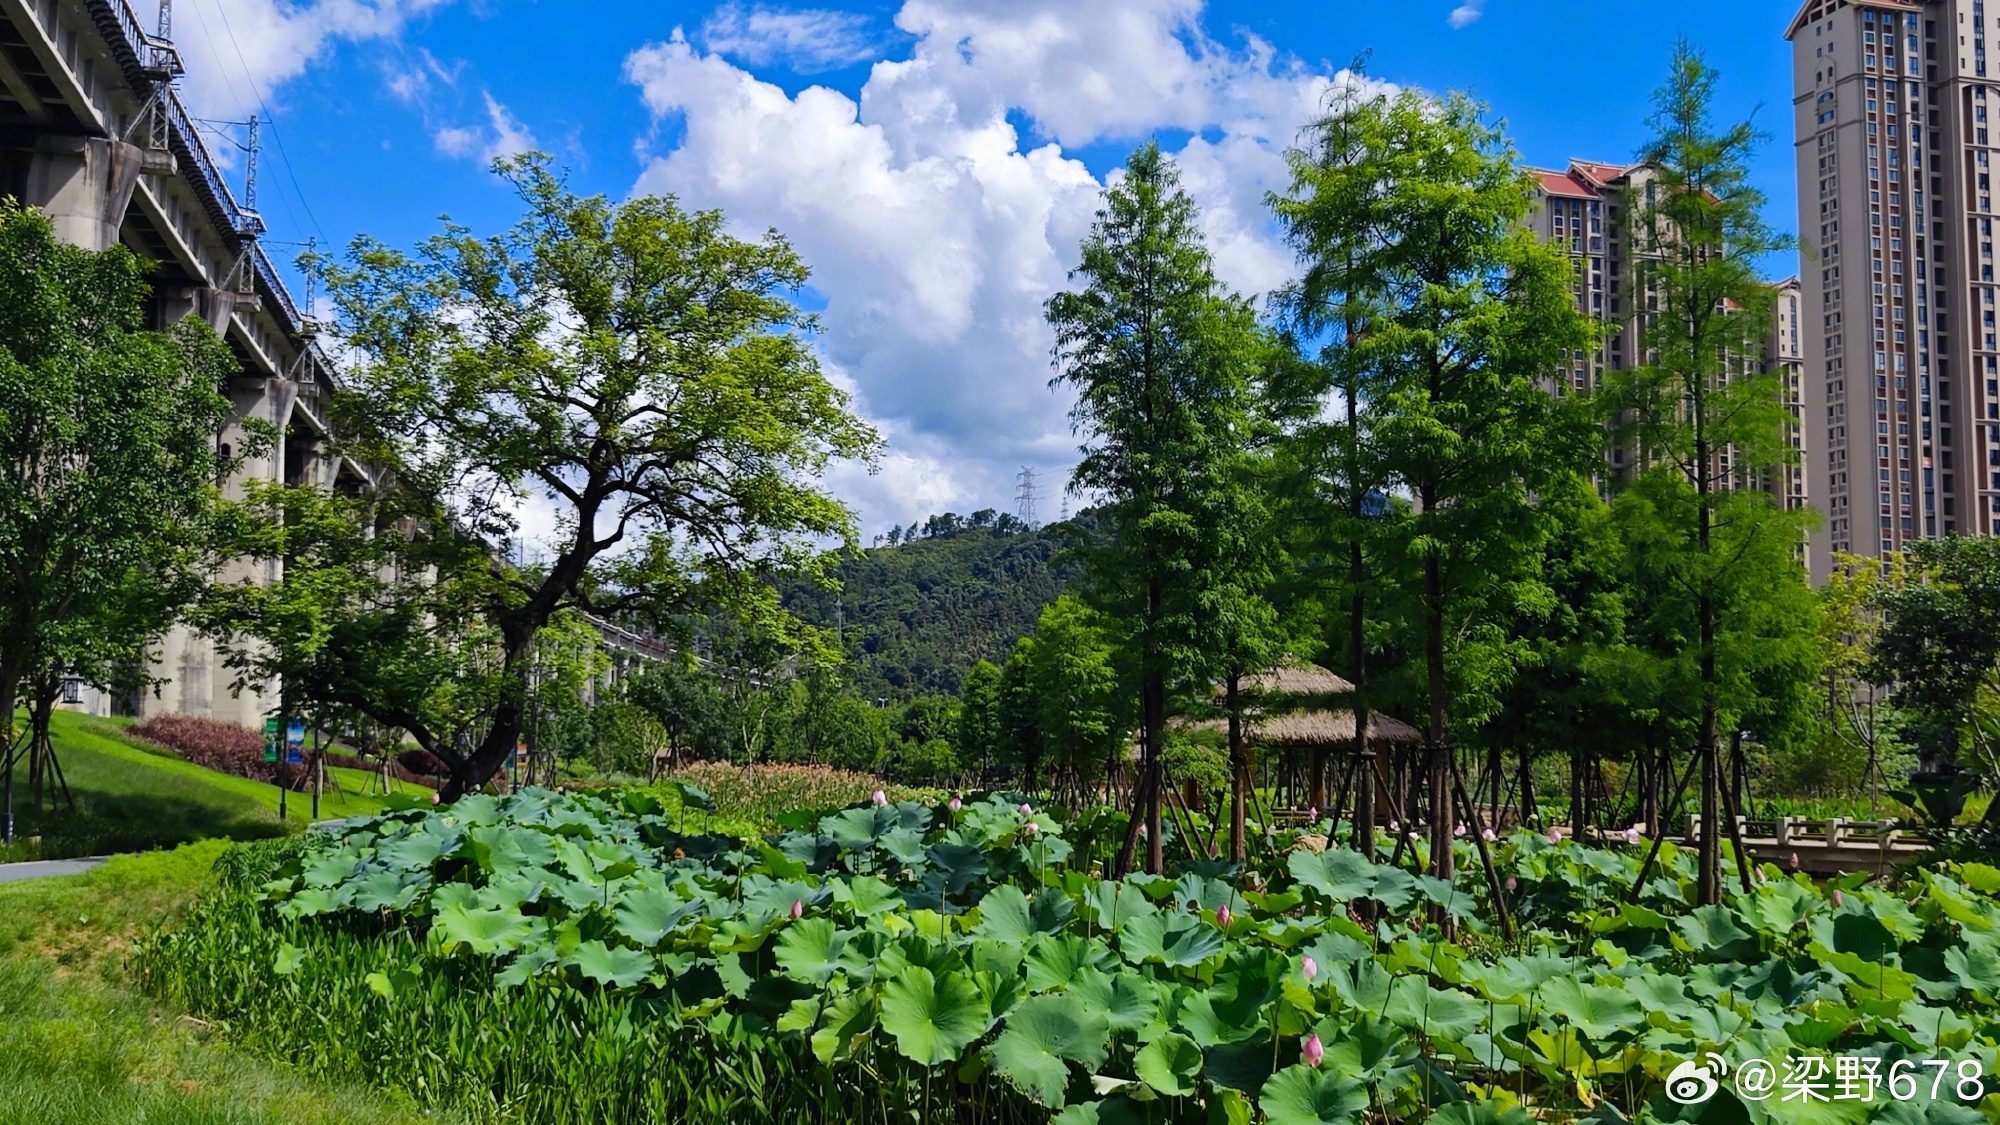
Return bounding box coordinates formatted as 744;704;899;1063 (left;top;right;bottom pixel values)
4;712;395;861
0;841;433;1125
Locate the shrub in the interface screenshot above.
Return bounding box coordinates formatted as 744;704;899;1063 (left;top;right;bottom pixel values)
130;714;268;780
655;761;933;827
876;737;959;786
395;749;445;777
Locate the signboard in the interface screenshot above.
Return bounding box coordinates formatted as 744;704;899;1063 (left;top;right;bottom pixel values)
285;717;306;765
262;716;280;764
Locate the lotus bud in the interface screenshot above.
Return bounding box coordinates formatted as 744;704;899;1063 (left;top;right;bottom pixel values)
1302;1033;1324;1068
1301;955;1318;982
1455;824;1467;838
1019;802;1033;817
1505;876;1518;892
948;796;962;812
1546;829;1562;846
1624;826;1641;846
1308;806;1320;822
1830;889;1843;908
1789;851;1800;871
1388;820;1399;832
1216;904;1232;928
790;898;804;919
1481;828;1497;843
871;789;887;807
1023;820;1039;836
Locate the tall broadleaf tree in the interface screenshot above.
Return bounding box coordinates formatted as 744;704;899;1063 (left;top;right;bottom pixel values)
270;156;879;799
1348;91;1599;890
1269;69;1396;855
1604;43;1811;902
1047;143;1268;874
0;199;238;841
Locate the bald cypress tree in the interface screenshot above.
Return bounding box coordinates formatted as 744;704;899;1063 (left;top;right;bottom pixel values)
1047;143;1269;874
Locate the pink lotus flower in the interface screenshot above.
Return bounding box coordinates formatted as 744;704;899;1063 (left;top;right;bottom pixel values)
1216;905;1232;928
1546;829;1562;846
1624;827;1642;846
1505;876;1518;892
1455;824;1467;838
1481;828;1497;843
1831;889;1843;908
1789;851;1800;871
948;796;961;812
1307;806;1320;821
1302;1033;1324;1068
871;790;887;807
790;898;804;919
1019;802;1034;817
1301;955;1318;982
1023;820;1039;836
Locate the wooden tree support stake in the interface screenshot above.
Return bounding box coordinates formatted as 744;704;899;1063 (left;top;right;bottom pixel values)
1627;751;1700;903
1449;753;1515;942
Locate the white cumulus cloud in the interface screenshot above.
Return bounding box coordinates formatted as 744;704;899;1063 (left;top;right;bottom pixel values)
700;3;883;72
169;0;454;119
1448;1;1486;29
624;1;1389;534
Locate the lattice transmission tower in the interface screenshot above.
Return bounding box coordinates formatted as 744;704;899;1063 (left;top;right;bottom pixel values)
1014;466;1040;529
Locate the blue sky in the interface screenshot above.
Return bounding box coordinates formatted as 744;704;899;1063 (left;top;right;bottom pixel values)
172;0;1805;541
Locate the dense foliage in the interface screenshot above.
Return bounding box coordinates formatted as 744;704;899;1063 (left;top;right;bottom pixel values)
141;791;2000;1124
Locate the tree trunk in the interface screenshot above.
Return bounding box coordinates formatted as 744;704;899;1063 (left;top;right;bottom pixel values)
1569;745;1584;837
1696;437;1722;905
1517;748;1536;829
1487;741;1503;829
1227;672;1247;865
1423;547;1453;888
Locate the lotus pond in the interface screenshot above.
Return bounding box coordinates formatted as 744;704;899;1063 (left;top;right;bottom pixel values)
135;788;2000;1124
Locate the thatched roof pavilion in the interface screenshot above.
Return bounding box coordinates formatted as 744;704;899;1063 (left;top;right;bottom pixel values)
1185;660;1425;747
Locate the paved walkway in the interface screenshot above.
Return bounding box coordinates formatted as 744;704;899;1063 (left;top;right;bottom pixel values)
0;856;107;884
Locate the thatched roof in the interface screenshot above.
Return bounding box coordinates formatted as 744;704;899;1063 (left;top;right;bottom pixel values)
1184;659;1425;746
1214;662;1357;700
1184;709;1425;746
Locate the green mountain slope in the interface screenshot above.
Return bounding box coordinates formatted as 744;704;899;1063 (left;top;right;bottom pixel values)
781;514;1077;700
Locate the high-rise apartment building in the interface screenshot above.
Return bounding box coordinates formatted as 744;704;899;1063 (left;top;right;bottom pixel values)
1525;161;1812;543
1788;0;1996;583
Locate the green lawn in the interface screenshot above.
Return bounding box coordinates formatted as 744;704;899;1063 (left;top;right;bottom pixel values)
3;712;397;862
0;841;436;1125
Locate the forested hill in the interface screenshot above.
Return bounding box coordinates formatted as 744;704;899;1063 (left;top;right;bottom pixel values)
780;510;1079;700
